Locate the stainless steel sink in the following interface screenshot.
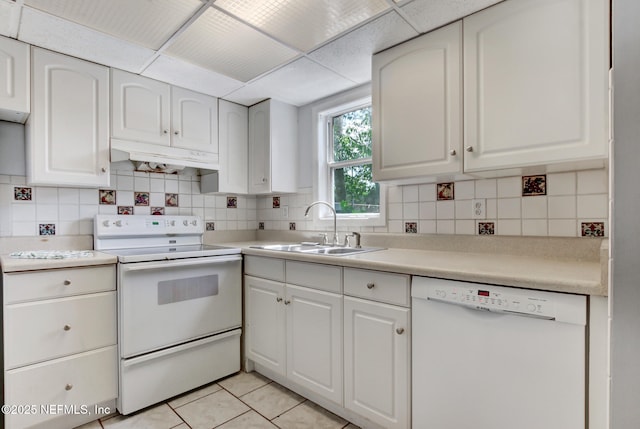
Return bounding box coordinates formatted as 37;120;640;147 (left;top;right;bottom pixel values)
250;243;383;256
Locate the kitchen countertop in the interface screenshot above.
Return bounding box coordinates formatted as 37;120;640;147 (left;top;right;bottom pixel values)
0;251;117;273
231;241;606;296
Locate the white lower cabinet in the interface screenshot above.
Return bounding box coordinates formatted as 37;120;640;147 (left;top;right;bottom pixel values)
344;297;410;429
244;256;410;428
2;264;117;429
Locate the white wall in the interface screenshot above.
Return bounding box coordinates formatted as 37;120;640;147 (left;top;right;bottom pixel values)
610;0;640;426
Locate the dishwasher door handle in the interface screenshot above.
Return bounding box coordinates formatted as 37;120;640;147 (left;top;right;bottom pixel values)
425;296;556;321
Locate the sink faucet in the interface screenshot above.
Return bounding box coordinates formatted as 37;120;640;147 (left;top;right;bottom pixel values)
304;201;339;246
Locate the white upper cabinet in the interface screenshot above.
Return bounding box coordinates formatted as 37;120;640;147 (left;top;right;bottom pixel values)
27;48;110;187
112;69;170;146
0;36;30;123
171;86;218;153
216;99;248;194
248;99;298;194
372;21;462;182
463;0;609;172
112;69;219;155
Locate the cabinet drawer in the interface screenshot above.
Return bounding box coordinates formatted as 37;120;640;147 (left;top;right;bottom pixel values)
3;265;115;303
4;346;117;429
4;292;117;369
344;268;410;307
286;261;342;293
244;256;285;282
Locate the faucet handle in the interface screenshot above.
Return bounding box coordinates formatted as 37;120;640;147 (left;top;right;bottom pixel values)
317;233;328;245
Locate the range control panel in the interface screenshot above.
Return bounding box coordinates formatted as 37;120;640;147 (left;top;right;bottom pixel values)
94;215;203;238
428;283;555;319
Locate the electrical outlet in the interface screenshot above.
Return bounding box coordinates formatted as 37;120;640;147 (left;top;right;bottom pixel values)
282;206;289;218
472;199;486;219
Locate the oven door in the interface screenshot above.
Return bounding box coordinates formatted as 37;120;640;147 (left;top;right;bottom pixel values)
118;255;242;358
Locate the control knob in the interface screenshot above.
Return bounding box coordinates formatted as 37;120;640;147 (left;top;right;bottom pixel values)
191;220;198;226
183;220;189;226
114;220;122;227
102;220;109;227
527;303;536;312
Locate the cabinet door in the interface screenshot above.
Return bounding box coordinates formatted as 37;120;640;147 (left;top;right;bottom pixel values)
111;69;170;146
0;36;29;122
463;0;609;172
248;99;271;194
28;48;110;187
286;284;343;404
344;297;410;429
171;86;218;153
244;275;286;376
372;21;462;182
218;99;248;194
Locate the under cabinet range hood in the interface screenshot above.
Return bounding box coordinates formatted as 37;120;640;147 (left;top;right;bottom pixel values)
110;139;219;172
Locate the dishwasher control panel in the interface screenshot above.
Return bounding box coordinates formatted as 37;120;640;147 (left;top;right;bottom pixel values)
429;283;554;319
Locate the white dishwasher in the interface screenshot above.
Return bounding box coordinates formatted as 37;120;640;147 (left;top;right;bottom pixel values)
412;277;587;429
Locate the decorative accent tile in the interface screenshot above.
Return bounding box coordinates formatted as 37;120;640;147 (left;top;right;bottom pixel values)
581;222;605;237
39;223;55;235
206;222;215;231
437;183;454;200
14;187;32;201
478;222;495;235
227;196;238;208
405;222;418;233
289;222;296;231
273;196;281;208
99;189;116;205
151;207;164;215
134;192;150;206
165;193;179;207
258;222;265;230
522;175;547;196
118;206;133;215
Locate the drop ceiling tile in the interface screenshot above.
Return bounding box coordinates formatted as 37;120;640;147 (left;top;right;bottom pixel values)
18;7;156;73
223;57;359;106
164;7;299;83
143;55;244;98
23;0;203;50
214;0;391;52
308;11;418;83
401;0;504;33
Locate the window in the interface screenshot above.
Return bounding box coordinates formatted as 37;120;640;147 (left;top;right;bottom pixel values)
312;87;385;226
327;105;380;215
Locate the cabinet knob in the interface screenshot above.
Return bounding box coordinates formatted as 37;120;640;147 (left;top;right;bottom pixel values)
465;146;474;153
163;130;168;134
174;130;179;135
449;149;457;156
63;280;71;286
63;324;71;331
276;297;283;302
366;283;375;289
396;328;405;335
284;300;291;305
261;177;267;183
101;167;107;173
65;384;73;391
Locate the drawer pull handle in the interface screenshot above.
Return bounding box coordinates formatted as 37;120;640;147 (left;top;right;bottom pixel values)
276;297;283;303
64;325;71;331
396;328;405;335
63;280;71;285
366;283;375;289
65;384;73;391
284;300;291;305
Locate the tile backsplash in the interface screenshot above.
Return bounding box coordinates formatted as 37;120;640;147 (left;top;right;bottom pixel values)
257;169;609;238
0;168;258;237
0;168;608;239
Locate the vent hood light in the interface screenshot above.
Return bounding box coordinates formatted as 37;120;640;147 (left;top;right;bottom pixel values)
110;139;219;172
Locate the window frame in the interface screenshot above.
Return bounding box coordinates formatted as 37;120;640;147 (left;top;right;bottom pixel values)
311;86;386;228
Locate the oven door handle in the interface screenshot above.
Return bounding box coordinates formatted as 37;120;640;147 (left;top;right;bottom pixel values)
120;255;242;272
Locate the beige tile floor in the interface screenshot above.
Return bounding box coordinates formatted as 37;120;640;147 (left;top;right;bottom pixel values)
74;371;359;429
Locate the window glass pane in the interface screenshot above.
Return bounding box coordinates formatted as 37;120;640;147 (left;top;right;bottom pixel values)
332;106;372;162
333;164;380;214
